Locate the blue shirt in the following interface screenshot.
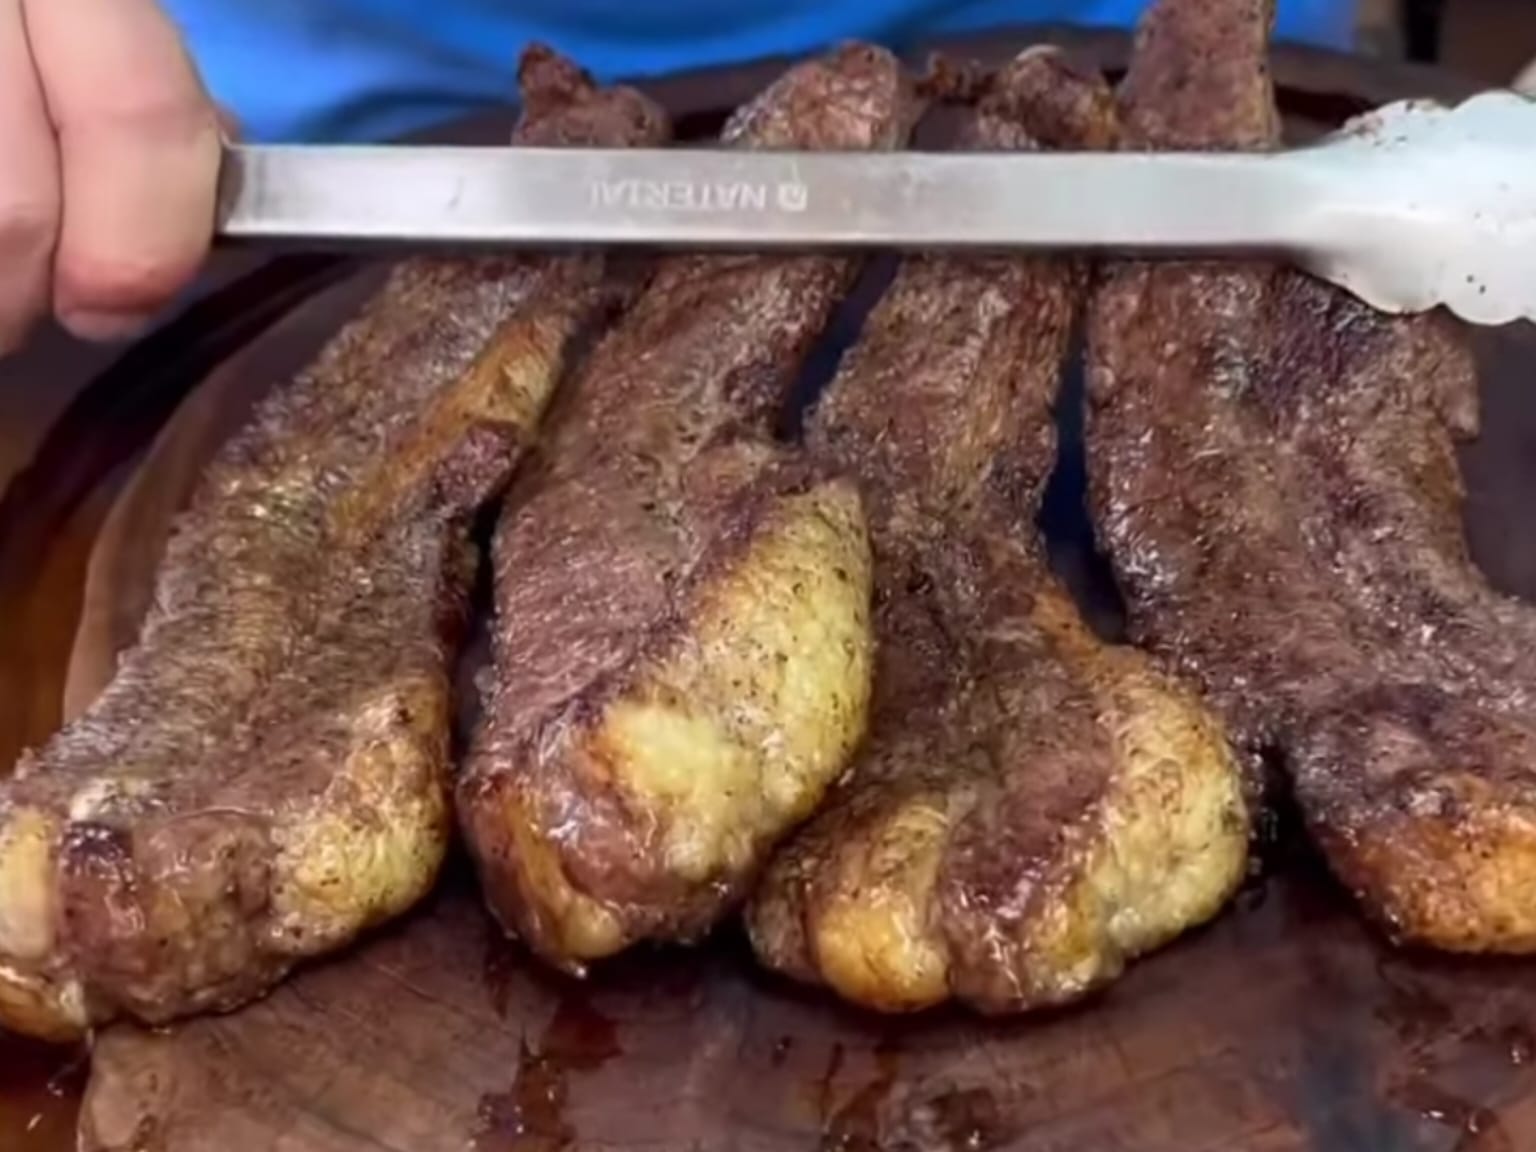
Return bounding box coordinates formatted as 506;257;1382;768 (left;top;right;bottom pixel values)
163;0;1355;143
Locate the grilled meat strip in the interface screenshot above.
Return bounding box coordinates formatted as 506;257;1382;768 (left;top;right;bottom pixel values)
1088;0;1536;951
746;50;1246;1014
0;51;669;1041
460;46;915;970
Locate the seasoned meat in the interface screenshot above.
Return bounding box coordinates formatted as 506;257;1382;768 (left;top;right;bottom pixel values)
1087;0;1536;951
0;51;670;1041
459;46;916;970
746;49;1247;1014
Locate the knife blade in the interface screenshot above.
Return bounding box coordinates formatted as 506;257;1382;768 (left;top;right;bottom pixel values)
214;91;1536;327
216;145;1320;254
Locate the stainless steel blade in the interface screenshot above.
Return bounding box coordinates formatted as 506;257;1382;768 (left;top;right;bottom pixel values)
217;145;1320;254
214;91;1536;327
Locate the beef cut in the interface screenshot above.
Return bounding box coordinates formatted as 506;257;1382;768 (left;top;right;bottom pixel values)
0;50;669;1040
459;46;917;970
1087;0;1536;951
746;48;1248;1014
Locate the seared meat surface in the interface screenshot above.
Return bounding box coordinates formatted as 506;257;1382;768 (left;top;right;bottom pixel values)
1088;0;1536;950
746;49;1247;1014
0;51;669;1040
14;0;1522;1046
459;46;917;970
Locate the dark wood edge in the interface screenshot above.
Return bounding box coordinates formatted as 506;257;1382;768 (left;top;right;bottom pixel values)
0;255;353;760
0;256;349;614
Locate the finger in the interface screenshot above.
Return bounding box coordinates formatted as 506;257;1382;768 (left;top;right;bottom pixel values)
25;0;220;339
0;0;61;354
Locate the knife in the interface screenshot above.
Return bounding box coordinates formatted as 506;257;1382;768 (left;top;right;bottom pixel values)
217;90;1536;327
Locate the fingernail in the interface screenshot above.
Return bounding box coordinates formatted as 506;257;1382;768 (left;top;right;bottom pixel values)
61;310;153;343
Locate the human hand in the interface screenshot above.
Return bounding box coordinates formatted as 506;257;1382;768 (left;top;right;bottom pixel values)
1;0;222;353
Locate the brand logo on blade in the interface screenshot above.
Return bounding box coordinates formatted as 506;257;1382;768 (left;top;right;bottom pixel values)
590;179;809;214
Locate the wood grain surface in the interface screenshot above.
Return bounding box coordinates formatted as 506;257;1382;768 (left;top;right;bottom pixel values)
69;303;1536;1152
3;30;1533;1152
78;858;1536;1152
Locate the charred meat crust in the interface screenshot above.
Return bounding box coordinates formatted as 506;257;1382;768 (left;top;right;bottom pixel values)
1086;0;1536;952
460;44;919;970
0;53;671;1040
746;48;1247;1015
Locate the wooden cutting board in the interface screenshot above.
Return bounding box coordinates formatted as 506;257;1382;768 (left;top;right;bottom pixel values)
70;261;1536;1152
69;325;1536;1152
74;860;1536;1152
6;31;1536;1152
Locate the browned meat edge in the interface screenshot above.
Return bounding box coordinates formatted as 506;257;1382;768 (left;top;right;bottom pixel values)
0;50;671;1039
1087;0;1536;952
459;45;919;970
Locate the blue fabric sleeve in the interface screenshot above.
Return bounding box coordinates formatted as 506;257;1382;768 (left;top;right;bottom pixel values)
162;0;1357;143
